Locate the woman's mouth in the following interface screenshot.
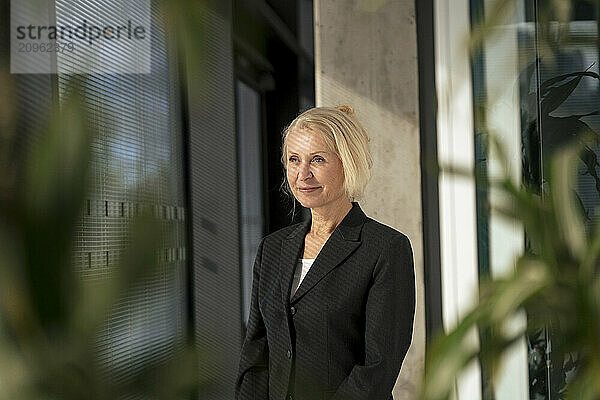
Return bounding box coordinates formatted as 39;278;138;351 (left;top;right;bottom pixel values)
298;187;321;193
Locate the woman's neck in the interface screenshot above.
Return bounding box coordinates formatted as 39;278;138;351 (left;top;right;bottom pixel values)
308;199;353;237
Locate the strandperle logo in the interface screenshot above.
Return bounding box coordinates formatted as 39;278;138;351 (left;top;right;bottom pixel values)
11;0;151;74
15;19;147;45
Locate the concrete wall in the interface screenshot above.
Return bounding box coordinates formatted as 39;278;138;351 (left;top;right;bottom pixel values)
313;0;424;398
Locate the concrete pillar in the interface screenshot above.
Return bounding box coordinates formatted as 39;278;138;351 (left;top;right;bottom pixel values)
314;0;424;398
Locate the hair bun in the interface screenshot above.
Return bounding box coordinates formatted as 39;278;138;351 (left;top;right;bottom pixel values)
335;105;355;117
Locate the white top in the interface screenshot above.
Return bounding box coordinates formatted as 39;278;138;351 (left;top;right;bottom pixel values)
290;258;316;298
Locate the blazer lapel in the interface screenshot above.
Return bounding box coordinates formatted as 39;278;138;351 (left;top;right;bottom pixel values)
279;218;311;308
279;202;367;307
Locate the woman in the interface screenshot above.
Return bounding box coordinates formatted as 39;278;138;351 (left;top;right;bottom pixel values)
235;106;415;400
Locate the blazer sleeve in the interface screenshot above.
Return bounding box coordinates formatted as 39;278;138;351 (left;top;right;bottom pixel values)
235;238;269;400
332;233;416;400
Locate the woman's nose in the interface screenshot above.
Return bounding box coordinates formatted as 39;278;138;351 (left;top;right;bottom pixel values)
298;162;313;180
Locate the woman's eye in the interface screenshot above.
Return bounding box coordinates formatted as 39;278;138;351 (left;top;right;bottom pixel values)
288;156;324;163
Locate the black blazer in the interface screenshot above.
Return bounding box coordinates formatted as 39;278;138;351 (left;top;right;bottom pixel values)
235;202;415;400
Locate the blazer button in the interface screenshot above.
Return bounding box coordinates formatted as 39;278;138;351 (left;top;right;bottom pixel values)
286;349;292;359
290;306;297;315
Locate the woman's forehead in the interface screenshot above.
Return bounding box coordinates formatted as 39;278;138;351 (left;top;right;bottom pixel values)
286;129;330;151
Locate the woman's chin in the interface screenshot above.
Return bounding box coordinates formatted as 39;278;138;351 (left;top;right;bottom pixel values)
295;197;320;209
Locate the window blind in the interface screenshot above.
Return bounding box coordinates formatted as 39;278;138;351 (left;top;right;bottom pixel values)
54;0;188;395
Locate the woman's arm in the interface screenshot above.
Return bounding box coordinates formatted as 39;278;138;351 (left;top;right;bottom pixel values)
332;233;416;400
235;238;269;400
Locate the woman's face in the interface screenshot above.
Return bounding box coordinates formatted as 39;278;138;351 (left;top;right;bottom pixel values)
285;128;347;209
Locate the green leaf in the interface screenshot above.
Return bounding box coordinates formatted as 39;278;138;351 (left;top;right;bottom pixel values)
20;88;94;331
551;145;587;261
564;364;600;400
578;144;600;195
539;70;600;98
421;316;481;400
485;258;551;325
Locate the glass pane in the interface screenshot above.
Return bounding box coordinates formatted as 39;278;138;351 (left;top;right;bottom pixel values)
472;0;600;398
236;80;264;326
529;2;599;399
55;0;188;392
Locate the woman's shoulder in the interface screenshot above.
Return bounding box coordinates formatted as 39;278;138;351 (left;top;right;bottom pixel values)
257;212;411;248
362;215;411;244
260;221;306;245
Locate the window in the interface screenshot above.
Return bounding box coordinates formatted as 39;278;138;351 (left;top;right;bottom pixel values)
236;80;265;325
14;0;189;393
471;0;599;398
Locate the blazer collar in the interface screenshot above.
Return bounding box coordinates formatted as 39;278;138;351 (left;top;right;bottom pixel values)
280;202;367;306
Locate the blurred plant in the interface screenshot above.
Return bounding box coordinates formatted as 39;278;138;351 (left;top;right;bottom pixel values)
0;74;204;399
519;65;599;399
0;0;227;396
421;0;600;398
420;137;600;400
521;64;600;201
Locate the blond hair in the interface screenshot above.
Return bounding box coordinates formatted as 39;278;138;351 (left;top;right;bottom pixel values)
280;105;373;210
